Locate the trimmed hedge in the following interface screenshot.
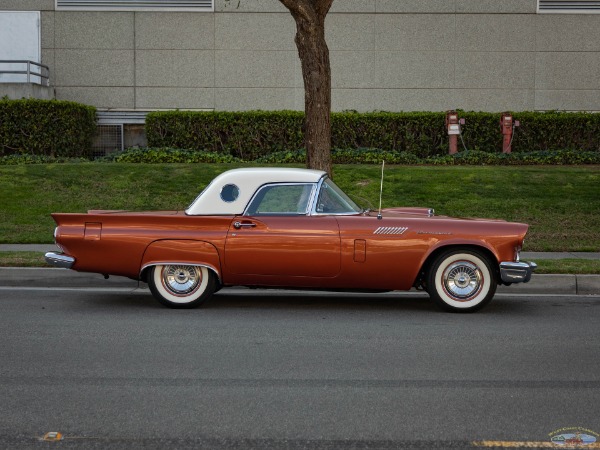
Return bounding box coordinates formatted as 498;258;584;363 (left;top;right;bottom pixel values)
6;147;597;166
146;110;600;159
0;98;96;157
146;110;304;161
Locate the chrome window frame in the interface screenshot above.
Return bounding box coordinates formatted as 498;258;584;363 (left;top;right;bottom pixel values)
310;177;362;216
243;182;318;216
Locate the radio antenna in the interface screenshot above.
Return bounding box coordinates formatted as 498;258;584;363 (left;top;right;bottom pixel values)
377;160;385;220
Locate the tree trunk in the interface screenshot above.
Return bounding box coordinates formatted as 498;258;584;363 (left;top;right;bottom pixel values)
280;0;333;177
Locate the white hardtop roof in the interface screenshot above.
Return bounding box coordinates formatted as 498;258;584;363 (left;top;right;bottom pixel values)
186;167;327;215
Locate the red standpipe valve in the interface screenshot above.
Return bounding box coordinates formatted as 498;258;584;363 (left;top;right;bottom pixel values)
445;111;464;155
500;112;520;154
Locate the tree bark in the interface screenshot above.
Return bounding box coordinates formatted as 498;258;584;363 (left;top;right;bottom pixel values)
279;0;334;176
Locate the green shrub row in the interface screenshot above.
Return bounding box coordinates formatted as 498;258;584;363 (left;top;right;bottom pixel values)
257;148;600;165
0;98;97;157
4;148;599;166
146;110;600;159
146;110;304;160
100;147;240;164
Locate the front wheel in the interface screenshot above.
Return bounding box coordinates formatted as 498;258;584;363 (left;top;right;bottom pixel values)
148;264;216;309
426;250;497;313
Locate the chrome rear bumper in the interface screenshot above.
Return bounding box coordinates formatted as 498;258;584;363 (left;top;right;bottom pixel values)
45;252;75;269
499;261;537;284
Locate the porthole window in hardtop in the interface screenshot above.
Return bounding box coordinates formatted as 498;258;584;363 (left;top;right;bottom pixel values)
316;178;361;214
246;184;314;215
220;184;240;203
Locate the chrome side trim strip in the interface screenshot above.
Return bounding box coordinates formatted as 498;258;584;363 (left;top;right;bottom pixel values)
45;252;76;269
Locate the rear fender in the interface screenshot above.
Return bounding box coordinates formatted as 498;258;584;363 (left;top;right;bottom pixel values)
140;240;222;282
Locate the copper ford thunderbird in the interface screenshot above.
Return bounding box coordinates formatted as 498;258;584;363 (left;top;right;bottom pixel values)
46;168;536;312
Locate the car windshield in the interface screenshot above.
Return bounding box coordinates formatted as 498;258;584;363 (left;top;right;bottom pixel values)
315;178;362;214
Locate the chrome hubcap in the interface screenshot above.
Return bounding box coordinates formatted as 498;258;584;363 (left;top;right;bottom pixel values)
442;261;483;300
162;265;201;296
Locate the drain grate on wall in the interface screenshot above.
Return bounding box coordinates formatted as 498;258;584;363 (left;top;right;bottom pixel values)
92;124;123;157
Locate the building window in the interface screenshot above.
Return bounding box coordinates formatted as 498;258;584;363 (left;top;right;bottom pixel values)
538;0;600;13
56;0;213;12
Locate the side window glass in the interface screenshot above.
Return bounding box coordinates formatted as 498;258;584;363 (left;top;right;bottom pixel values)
316;180;361;214
246;184;313;215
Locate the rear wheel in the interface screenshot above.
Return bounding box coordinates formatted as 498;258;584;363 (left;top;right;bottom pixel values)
148;264;216;309
426;249;497;313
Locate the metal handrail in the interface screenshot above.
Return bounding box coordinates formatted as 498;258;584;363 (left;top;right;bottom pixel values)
0;60;50;86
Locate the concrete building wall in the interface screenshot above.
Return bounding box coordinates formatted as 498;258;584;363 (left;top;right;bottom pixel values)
2;0;599;112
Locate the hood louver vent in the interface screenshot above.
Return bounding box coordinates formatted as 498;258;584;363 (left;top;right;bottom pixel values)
539;0;600;12
56;0;213;11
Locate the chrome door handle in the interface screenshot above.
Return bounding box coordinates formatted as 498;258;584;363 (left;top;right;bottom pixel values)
233;221;256;229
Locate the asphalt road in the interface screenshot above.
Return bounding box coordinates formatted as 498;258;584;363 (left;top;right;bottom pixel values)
0;287;599;449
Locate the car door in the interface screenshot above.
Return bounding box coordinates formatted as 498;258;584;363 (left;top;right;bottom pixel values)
224;183;341;281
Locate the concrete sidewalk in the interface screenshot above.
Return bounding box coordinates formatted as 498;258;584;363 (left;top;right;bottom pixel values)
0;245;599;295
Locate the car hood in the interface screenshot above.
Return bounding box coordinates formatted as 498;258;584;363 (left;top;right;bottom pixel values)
381;207;508;223
381;207;435;217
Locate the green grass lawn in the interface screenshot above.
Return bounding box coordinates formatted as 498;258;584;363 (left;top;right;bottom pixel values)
0;163;598;252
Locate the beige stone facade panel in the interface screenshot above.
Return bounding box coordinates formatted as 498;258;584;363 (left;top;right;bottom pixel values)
0;0;54;11
456;0;536;14
136;87;215;110
375;52;455;89
55;87;135;109
330;51;376;89
536;53;600;90
454;89;535;111
535;90;600;111
536;15;600;52
215;0;286;13
41;11;54;48
334;88;449;112
55;49;134;86
215;13;295;50
332;89;376;112
326;14;375;51
55;12;134;49
136;50;214;87
375;14;455;51
375;0;455;13
215;50;296;88
135;13;214;50
456;52;535;89
41;48;54;85
215;87;298;111
457;14;536;52
330;0;376;13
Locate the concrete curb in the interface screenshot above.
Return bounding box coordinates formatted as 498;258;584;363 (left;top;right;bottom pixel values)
1;268;599;295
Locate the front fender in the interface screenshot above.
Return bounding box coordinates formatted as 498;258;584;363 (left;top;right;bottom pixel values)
140;240;222;281
422;238;502;265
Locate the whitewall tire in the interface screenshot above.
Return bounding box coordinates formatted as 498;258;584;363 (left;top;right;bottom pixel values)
427;250;497;313
148;264;216;309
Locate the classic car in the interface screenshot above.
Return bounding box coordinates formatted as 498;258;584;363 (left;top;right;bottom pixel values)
45;167;536;312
